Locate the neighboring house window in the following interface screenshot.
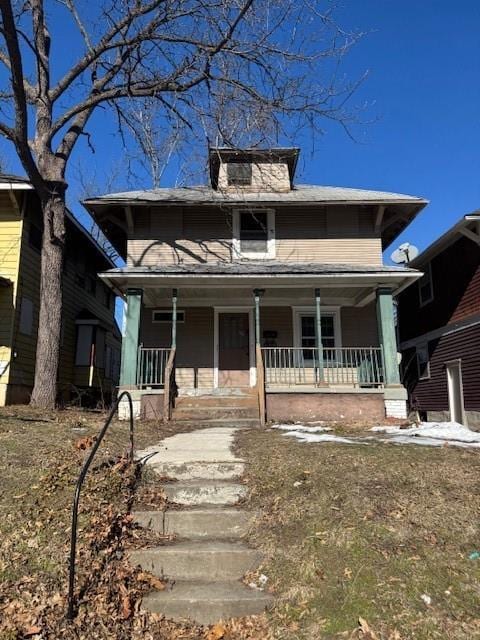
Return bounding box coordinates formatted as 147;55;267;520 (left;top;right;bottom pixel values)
19;297;34;335
418;263;434;306
75;325;93;366
416;343;431;380
95;328;105;367
29;223;42;252
232;209;275;259
152;310;186;323
86;275;97;296
227;162;252;186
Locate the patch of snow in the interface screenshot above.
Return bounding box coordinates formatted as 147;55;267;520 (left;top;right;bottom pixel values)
272;423;331;433
370;422;480;448
282;431;356;444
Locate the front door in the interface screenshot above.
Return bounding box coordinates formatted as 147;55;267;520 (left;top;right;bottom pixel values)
218;312;250;386
446;360;466;425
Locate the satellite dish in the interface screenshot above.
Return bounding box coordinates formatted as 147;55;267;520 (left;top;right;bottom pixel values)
390;242;419;264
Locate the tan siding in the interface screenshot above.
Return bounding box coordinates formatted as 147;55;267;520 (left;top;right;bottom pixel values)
217;161;291;192
341;304;379;346
127;204;382;267
259;307;294;346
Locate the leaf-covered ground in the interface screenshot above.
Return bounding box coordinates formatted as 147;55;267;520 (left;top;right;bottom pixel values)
0;407;270;640
237;427;480;639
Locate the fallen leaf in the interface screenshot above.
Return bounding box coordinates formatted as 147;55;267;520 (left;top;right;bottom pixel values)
74;436;95;451
24;626;42;637
205;623;226;640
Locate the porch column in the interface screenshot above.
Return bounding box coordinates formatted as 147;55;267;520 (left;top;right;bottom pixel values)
253;289;264;346
119;288;143;388
376;287;400;386
314;288;324;384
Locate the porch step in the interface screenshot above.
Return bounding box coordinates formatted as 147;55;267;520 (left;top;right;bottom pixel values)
172;418;260;429
173;406;258;420
130;541;262;581
176;395;257;408
163;480;247;506
134;508;250;539
149;460;245;481
178;387;256;398
141;580;273;625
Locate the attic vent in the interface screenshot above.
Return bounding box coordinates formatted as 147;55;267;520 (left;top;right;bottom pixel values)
227;162;252;186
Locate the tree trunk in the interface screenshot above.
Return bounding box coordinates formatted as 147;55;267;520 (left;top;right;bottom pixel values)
30;185;66;408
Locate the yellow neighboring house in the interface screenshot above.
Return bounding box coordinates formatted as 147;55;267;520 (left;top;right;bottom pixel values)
0;175;121;406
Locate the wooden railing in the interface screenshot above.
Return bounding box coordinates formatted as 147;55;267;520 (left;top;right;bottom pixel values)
262;347;384;388
162;347;177;422
256;344;266;427
136;347;170;388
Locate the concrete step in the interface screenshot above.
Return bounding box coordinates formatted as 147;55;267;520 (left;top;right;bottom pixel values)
163;480;247;506
149;460;245;480
171;418;260;429
134;508;250;539
142;580;273;625
130;541;262;580
173;406;258;420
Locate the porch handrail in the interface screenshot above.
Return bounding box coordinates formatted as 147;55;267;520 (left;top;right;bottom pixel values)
67;391;134;620
262;346;384;387
136;347;171;388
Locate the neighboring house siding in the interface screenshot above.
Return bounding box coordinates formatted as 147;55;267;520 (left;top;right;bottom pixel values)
398;235;480;343
127;205;383;267
403;324;480;413
0;192;23;402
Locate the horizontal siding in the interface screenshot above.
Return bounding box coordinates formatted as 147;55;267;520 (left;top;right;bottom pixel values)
402;324;480;412
341;304;379;346
127;204;382;267
0;192;22;386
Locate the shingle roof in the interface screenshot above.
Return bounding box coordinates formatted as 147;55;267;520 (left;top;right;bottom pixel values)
102;261;418;276
85;184;427;206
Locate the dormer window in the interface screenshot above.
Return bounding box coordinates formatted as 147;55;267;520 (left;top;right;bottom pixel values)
227;162;252;186
233;208;275;259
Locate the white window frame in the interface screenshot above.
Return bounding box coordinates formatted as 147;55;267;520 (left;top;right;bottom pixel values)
152;310;186;323
232;208;275;259
416;342;431;380
292;306;342;351
418;262;434;307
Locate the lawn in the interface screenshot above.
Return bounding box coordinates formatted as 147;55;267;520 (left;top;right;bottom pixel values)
1;409;479;639
237;427;480;639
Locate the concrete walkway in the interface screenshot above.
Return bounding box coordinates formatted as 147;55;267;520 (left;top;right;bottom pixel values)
130;427;272;625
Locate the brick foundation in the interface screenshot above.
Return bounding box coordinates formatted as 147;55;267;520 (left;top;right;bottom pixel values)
266;392;385;424
140;393;164;420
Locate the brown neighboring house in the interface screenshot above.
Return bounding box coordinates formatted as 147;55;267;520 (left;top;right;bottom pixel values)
397;212;480;426
84;147;427;424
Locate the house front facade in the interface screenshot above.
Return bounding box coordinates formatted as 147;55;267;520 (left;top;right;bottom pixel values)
0;175;121;406
85;148;427;423
397;212;480;426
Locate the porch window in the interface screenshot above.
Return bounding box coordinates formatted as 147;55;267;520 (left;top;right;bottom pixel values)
233;209;275;259
300;314;336;360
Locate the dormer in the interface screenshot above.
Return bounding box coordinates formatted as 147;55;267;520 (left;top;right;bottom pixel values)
209;147;299;193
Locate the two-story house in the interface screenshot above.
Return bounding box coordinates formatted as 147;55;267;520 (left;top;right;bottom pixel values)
397;212;480;426
0;175;121;406
84;148;427;424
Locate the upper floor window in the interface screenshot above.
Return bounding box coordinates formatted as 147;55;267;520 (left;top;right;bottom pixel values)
233;209;275;259
227;162;252;186
418;262;434;306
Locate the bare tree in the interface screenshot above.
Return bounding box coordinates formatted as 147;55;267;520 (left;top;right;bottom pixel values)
0;0;362;408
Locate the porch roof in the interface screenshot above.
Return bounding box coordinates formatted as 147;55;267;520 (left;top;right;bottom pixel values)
99;261;421;302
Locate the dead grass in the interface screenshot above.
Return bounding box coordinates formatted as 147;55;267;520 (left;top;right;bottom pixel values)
0;406;269;639
237;428;480;640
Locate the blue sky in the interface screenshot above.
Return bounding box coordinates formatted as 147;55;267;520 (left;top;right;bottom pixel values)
2;0;480;263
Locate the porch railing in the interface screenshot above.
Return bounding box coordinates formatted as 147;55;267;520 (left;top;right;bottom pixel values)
136;347;171;388
262;347;384;388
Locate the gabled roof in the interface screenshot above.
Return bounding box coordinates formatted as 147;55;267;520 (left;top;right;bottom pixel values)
408;211;480;267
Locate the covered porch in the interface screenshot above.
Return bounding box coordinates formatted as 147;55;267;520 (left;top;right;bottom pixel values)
103;263;419;423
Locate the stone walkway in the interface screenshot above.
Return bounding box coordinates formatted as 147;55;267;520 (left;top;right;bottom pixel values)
130;427;272;625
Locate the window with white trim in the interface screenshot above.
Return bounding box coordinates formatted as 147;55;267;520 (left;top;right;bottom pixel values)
293;308;340;361
152;310;185;323
233;209;275;259
418;263;434;306
416;342;430;380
